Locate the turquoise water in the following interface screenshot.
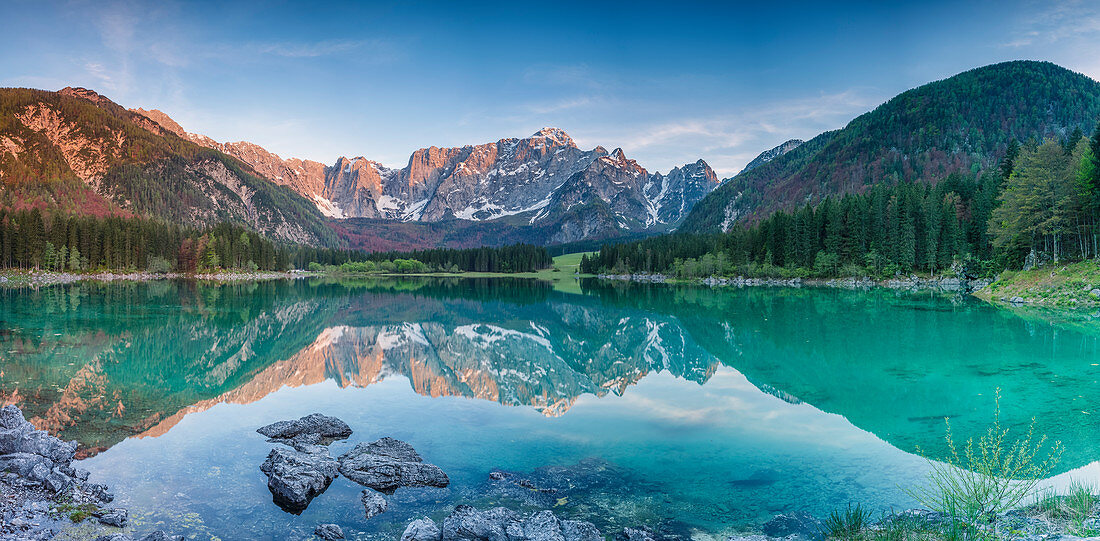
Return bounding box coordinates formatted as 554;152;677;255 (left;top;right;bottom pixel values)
0;279;1097;539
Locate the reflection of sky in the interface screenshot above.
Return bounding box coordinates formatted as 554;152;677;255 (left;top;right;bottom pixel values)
83;365;931;540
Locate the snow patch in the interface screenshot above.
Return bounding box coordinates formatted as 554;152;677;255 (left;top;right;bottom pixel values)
314;195;346;219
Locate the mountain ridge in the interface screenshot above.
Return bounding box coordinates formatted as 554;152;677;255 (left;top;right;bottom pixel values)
680;60;1100;233
0;86;335;244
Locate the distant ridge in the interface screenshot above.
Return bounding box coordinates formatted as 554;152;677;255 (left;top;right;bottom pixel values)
680;60;1100;233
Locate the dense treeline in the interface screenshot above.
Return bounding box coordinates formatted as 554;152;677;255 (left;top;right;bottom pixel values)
0;211;290;272
0;209;552;274
583;122;1100;279
302;244;553;274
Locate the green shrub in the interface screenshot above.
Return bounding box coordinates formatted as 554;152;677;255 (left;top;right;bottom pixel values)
906;390;1063;525
146;255;173;274
824;503;873;540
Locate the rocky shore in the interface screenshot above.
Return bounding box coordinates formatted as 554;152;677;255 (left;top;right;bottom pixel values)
4;406;1097;540
598;272;992;293
0;405;183;541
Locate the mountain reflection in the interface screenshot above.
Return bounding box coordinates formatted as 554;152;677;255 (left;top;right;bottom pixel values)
1;278;1097;474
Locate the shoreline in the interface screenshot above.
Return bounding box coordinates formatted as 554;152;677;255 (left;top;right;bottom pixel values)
596;272;994;294
0;270;319;287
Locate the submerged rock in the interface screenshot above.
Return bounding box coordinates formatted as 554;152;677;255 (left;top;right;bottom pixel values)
96;507;128;528
259;446;339;514
616;527;656;541
761;512;822;540
337;437;449;493
418;505;602;541
314;523;345;540
484;458;631;508
361;489;388;519
402;517;443;541
139;532;186;541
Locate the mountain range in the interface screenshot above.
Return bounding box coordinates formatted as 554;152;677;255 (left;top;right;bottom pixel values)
3;60;1099;251
132;110;720;245
0;84;718;248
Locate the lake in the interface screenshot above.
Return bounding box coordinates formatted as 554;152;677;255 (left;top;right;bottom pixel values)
1;278;1097;540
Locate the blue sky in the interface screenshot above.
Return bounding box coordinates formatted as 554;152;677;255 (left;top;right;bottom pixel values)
4;0;1100;176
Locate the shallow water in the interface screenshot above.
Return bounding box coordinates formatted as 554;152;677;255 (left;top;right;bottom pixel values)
1;278;1097;539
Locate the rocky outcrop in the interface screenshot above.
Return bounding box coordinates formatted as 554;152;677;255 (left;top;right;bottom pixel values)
0;405;84;494
336;437;449;493
741;139;803;173
258;446;339;514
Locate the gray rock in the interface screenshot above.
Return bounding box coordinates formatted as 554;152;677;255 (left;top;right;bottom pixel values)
442;505;518;541
360;489;388;519
97;507;128;527
506;511;564;541
1009;296;1025;304
762;512;822;539
1090;288;1100;299
0;405;78;470
726;536;769;541
257;413;352;443
138;532;185;541
44;470;72;493
402;517;443;541
0;404;27;429
0;453;50;479
314;523;345;540
436;506;601;541
616;527;656;541
93;535;134;541
259;447;338;514
338;437;449;493
85;482;115;503
561;520;603;541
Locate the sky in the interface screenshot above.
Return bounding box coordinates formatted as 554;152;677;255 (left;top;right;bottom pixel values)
3;0;1100;177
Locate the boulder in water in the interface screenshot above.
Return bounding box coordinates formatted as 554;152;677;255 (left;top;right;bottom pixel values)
257;413;352;446
259;446;338;514
402;517;443;541
361;489;388;519
314;523;345;540
337;437;449;493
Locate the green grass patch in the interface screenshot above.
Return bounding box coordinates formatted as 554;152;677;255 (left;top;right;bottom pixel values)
976;260;1100;306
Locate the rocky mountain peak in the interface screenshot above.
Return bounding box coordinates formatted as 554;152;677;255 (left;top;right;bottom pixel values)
529;127;576;148
130;108;188;137
58;86;111;107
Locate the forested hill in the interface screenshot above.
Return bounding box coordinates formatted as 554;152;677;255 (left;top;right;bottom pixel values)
679;61;1100;233
0;87;335;245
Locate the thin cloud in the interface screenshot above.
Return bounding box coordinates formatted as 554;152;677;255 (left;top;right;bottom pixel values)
597;88;884;176
254;39;378;58
525;96;596;114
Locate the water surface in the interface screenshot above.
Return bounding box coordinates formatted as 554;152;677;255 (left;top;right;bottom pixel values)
1;279;1096;539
